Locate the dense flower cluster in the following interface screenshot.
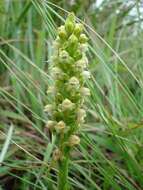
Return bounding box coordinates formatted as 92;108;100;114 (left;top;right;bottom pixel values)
45;13;90;160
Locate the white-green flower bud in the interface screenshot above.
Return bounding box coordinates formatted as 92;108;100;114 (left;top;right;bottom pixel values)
68;77;80;90
80;87;90;96
58;25;67;40
68;34;78;50
75;59;87;71
73;49;82;60
51;67;62;79
74;23;83;37
77;109;86;118
65;21;74;35
80;43;88;52
83;55;88;65
53;148;62;161
68;135;80;146
79;34;88;43
46;86;56;94
44;104;53;113
51;55;58;63
65;12;75;35
82;71;91;79
66;12;75;23
55;121;66;132
46;120;57;130
61;98;75;111
69;34;78;44
53;40;60;51
77;109;86;123
59;50;69;63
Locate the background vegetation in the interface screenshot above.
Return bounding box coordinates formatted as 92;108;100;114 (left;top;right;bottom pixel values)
0;0;143;189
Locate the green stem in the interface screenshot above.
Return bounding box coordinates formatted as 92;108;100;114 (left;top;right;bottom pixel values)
58;149;70;190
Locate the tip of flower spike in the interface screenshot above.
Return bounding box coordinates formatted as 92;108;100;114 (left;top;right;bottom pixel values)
77;109;86;123
65;12;76;35
67;12;75;22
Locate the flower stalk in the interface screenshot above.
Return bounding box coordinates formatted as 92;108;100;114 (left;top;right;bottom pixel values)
45;12;90;190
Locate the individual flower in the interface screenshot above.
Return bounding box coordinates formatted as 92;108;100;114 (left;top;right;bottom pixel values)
58;25;67;40
55;121;66;132
68;77;80;90
73;49;82;60
79;34;88;43
53;148;62;161
51;67;63;80
53;37;61;51
65;12;75;35
45;120;57;130
82;71;91;79
80;43;88;52
80;87;90;96
74;23;83;37
61;99;75;111
68;135;80;146
59;50;70;64
46;86;56;94
44;104;53;113
75;59;87;72
82;55;89;65
68;34;78;51
77;109;86;123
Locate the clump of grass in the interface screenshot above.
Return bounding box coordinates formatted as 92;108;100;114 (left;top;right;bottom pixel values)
44;12;90;190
